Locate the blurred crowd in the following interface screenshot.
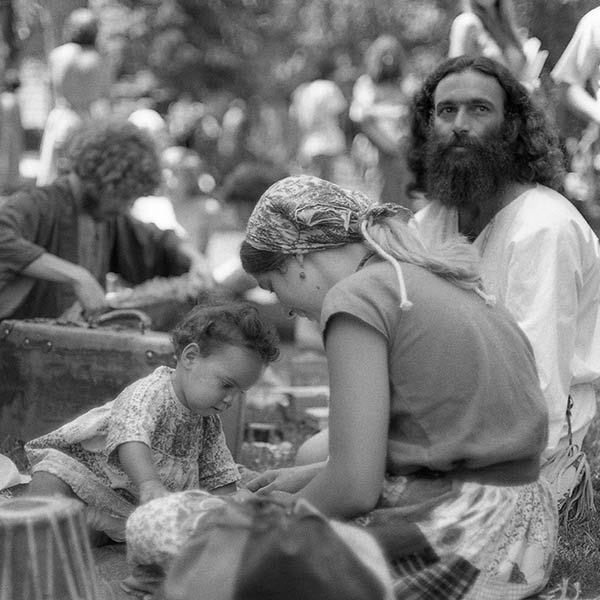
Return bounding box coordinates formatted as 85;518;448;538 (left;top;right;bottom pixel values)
0;2;600;339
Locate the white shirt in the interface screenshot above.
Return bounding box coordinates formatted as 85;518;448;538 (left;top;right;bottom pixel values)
416;185;600;453
551;7;600;100
290;79;347;159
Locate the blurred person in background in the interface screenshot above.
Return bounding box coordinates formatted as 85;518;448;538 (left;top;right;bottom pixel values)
551;7;600;223
349;35;414;208
128;108;190;240
289;56;347;182
37;8;114;186
0;119;212;321
0;67;23;195
209;160;289;296
449;0;547;92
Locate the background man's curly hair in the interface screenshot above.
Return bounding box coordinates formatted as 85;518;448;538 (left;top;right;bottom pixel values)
407;56;565;193
64;119;161;204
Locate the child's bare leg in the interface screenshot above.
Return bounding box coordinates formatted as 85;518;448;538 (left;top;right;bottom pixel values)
28;471;76;497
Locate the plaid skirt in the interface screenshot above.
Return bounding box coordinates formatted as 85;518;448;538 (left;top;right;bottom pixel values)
359;474;558;600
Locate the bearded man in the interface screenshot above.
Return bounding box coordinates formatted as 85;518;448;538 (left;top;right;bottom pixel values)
413;56;600;517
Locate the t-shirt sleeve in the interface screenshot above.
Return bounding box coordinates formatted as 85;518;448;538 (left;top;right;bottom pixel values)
0;192;50;276
551;10;600;87
320;268;394;342
197;415;240;490
500;217;589;449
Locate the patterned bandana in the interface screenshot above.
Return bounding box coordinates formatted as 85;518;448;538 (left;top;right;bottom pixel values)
245;175;412;254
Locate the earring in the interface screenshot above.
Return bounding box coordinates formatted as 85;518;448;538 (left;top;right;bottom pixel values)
299;271;306;280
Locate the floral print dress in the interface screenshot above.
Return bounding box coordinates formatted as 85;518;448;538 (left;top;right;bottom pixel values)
25;366;240;541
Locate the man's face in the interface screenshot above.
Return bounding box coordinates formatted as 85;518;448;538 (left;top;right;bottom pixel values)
432;69;505;143
424;69;515;214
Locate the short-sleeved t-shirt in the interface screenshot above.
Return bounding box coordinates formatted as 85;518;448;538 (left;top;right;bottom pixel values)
551;7;600;99
320;261;548;484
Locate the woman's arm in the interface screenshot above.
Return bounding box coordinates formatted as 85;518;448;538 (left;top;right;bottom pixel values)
118;441;169;503
296;314;390;519
449;13;482;58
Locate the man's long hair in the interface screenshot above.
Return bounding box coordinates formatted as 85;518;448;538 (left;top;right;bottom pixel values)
407;56;565;194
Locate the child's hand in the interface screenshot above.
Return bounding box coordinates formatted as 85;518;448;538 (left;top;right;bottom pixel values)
138;480;170;504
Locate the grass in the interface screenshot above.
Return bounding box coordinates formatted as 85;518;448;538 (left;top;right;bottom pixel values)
542;416;600;599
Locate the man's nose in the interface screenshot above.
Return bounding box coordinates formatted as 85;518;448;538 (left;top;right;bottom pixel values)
452;107;470;134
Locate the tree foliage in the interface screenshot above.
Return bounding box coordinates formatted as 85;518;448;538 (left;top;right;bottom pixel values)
93;0;461;105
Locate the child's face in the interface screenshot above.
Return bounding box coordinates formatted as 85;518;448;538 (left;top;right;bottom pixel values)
174;343;264;416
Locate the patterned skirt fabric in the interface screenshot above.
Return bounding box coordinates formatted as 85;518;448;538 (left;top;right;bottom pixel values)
123;475;557;600
124;490;228;596
360;474;559;600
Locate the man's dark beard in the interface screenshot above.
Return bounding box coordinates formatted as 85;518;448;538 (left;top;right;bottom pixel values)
424;125;517;215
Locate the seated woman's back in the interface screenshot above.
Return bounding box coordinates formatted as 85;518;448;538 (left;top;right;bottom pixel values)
322;259;548;484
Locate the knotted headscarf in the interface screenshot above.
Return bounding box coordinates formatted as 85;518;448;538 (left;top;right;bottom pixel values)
245;175;415;310
245;175;412;255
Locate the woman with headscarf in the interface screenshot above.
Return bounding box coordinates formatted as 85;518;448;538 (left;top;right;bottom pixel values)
239;175;557;599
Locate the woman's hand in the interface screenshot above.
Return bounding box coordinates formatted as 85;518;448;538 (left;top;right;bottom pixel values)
245;463;325;495
138;480;170;504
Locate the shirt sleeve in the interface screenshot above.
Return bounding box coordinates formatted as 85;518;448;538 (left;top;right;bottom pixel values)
502;222;582;449
197;415;240;490
0;192;49;280
551;10;600;88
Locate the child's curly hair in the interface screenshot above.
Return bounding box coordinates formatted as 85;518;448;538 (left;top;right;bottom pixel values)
64;119;161;206
171;302;280;364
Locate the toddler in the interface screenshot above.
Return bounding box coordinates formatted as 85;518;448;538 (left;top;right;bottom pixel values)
25;301;279;543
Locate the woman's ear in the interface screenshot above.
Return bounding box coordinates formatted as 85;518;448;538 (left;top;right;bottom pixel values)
180;342;200;367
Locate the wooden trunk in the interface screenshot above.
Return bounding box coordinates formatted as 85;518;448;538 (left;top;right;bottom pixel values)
0;317;245;460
